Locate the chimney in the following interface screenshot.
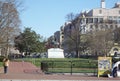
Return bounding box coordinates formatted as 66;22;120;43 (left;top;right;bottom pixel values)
101;0;105;8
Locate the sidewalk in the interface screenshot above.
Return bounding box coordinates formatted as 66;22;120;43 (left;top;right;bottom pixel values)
0;61;120;81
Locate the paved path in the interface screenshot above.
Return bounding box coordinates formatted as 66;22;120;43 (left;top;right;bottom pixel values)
0;61;120;81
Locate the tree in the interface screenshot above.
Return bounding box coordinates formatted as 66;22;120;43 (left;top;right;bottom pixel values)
86;29;113;56
64;13;85;58
81;17;117;57
113;27;120;44
0;0;22;56
14;27;46;55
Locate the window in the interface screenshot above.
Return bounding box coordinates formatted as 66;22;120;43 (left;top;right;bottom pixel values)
94;18;98;23
105;25;108;29
61;32;64;34
99;18;103;23
86;18;88;23
113;48;118;51
114;52;117;57
88;18;93;23
115;25;118;29
95;25;98;29
118;20;120;24
110;25;113;29
90;25;93;29
108;16;112;19
114;16;117;19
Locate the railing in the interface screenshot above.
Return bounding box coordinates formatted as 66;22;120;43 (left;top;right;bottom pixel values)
41;60;98;76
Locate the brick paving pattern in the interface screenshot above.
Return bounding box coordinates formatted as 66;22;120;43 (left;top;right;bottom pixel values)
0;61;120;81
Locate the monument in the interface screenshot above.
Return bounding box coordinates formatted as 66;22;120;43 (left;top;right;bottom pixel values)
47;48;64;58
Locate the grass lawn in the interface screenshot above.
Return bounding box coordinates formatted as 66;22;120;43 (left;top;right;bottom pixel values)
48;68;97;73
13;58;97;67
0;62;3;67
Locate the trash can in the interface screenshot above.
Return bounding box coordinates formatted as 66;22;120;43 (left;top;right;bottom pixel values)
41;62;48;72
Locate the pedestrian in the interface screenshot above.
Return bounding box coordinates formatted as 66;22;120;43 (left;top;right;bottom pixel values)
3;57;10;74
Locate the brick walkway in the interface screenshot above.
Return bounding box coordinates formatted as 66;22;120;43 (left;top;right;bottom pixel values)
0;61;120;81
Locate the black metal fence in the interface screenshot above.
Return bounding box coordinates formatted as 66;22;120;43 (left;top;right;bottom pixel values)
41;60;98;75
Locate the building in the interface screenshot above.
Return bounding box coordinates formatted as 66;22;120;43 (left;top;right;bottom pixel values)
61;0;120;55
81;0;120;33
108;43;120;56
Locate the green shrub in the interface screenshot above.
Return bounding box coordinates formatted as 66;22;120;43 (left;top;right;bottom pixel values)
0;56;5;62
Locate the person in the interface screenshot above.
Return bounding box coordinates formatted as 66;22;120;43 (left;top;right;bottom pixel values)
3;58;10;74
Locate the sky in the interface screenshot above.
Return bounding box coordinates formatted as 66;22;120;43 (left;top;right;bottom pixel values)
20;0;119;38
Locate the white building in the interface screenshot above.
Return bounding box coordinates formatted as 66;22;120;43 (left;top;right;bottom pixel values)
61;0;120;54
81;0;120;33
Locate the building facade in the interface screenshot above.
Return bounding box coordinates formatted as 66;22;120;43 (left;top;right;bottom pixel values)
61;0;120;54
82;0;120;33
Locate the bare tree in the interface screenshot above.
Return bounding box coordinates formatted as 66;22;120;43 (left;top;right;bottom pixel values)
113;27;120;44
86;29;113;56
64;13;85;58
0;0;22;56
